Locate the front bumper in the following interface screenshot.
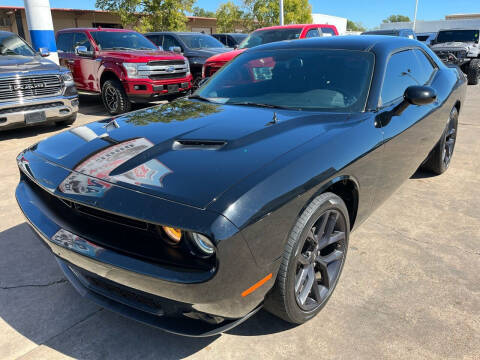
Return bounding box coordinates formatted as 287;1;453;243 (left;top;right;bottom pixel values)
15;156;278;336
123;75;193;103
0;95;78;131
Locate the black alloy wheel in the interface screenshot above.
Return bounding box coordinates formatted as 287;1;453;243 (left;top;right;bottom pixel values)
294;209;347;311
423;106;458;175
101;79;131;115
265;192;350;324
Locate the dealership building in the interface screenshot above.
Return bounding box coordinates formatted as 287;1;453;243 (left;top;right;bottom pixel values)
379;13;480;33
0;5;218;44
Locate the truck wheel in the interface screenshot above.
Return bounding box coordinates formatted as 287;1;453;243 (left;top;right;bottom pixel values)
467;59;480;85
264;192;349;324
422;107;458;175
55;113;77;127
102;79;131;115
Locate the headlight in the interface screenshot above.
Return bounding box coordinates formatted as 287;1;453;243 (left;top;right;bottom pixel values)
185;60;191;76
162;226;182;244
190;232;215;256
61;71;74;82
123;62;148;79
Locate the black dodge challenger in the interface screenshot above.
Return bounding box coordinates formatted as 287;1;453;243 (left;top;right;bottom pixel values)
16;36;466;336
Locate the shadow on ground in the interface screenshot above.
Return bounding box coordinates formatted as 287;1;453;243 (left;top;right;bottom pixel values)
0;223;294;359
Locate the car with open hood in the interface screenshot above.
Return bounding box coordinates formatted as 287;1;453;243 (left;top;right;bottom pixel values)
16;36;466;336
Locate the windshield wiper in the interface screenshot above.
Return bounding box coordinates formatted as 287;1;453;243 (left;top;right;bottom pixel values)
227;102;292;110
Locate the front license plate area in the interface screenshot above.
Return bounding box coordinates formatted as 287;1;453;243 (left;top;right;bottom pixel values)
167;84;179;93
25;111;46;125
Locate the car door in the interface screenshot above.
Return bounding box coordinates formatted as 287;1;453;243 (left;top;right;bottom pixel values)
72;32;97;91
372;48;441;207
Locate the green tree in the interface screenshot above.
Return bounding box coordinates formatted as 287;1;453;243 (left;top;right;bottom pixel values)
244;0;312;28
192;6;216;18
347;20;365;32
216;2;244;33
95;0;194;32
382;14;411;23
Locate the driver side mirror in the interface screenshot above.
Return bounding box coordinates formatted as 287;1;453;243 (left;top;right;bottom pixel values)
393;85;437;116
38;48;50;57
75;45;94;57
169;46;182;54
197;77;209;87
234;44;239;50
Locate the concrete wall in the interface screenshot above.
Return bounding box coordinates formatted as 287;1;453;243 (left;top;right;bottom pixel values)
312;13;347;34
380;19;480;33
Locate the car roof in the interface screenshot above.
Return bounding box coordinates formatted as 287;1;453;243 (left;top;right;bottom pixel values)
145;32;208;35
362;29;413;35
58;28;137;33
438;28;480;31
249;35;421;53
255;24;334;31
213;33;247;35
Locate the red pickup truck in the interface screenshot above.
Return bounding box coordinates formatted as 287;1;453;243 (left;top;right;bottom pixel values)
203;24;338;78
56;28;193;114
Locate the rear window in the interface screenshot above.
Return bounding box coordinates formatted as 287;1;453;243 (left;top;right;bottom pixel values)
239;28;303;49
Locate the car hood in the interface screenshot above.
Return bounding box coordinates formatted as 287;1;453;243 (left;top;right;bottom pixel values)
205;49;246;63
431;42;474;52
30;99;350;209
186;48;233;58
97;50;186;62
0;55;59;74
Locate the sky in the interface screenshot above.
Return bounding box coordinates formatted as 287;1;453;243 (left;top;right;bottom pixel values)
2;0;479;29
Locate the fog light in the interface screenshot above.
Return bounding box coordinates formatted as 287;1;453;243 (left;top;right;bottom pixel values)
162;226;182;244
190;232;215;256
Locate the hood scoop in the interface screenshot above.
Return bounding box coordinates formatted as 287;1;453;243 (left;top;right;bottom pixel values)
173;139;226;150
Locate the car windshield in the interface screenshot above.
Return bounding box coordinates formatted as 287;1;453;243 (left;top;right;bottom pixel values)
231;34;248;43
91;31;157;50
238;28;303;49
436;30;479;43
0;33;36;56
196;49;374;112
178;34;225;49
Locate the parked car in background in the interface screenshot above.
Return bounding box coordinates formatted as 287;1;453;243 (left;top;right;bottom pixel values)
0;31;78;131
361;28;417;39
430;29;480;85
202;24;339;77
15;36;465;336
212;33;248;48
417;32;437;45
144;32;231;87
56;28;192;114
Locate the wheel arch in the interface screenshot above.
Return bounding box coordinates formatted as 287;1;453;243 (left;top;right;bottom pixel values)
100;70;121;88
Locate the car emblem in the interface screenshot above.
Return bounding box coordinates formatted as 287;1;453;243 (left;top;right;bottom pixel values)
166;66;175;73
11;81;45;91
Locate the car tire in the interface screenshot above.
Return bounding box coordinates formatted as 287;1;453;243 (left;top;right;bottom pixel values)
422;107;458;175
264;192;349;324
55;113;77;127
101;79;131;115
467;59;480;85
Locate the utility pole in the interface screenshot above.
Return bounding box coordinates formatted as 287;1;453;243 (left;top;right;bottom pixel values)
279;0;284;25
413;0;419;31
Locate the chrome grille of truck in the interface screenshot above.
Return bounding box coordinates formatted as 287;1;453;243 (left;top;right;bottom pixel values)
138;60;189;81
0;75;63;101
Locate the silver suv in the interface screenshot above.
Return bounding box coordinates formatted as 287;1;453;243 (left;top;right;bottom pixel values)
431;29;480;85
0;31;78;131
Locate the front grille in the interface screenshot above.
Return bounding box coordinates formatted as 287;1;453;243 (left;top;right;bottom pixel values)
0;75;63;101
149;72;187;80
0;101;64;115
435;50;467;59
148;60;186;66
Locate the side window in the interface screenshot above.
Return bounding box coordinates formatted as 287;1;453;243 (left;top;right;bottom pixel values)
56;32;74;53
305;28;320;38
146;34;161;46
163;35;182;50
413;49;436;84
380;50;419;106
73;33;92;51
321;27;335;36
226;36;236;47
